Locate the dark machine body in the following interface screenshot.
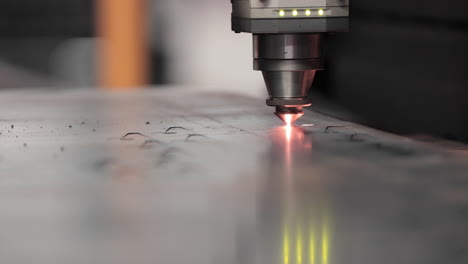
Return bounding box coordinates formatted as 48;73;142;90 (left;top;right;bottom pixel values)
231;0;349;123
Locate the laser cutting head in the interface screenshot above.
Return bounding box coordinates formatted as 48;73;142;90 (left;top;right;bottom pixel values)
231;0;349;124
254;33;320;124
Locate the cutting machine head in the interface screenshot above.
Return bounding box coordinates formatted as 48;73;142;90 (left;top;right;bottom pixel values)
231;0;349;124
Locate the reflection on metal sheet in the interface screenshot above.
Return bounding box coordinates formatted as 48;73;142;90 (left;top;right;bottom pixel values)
274;124;332;264
282;213;331;264
1;91;468;264
322;215;329;264
284;225;290;264
297;224;303;264
310;224;315;264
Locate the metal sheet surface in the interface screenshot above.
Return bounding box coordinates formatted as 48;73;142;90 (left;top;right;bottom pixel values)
0;89;467;264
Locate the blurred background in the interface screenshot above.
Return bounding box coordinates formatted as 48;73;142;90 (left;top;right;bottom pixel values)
0;0;467;142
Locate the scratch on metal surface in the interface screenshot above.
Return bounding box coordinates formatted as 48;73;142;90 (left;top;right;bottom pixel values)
121;132;149;140
164;126;192;134
324;125;353;134
185;134;207;141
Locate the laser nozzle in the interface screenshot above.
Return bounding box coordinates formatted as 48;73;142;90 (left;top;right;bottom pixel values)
275;106;304;125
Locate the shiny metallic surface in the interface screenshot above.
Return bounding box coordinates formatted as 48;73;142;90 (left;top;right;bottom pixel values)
267;97;312;107
263;71;316;99
1;89;468;264
254;59;322;71
253;34;322;113
276;106;304;114
253;34;321;59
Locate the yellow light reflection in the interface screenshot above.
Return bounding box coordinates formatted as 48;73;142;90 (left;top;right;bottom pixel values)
318;9;324;16
322;221;329;264
296;227;302;264
281;215;331;264
309;228;315;264
279;10;285;17
284;229;290;264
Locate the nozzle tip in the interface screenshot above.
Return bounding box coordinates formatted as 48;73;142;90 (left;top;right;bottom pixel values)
275;108;304;125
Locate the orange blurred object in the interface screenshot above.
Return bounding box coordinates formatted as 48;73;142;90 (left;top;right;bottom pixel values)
97;0;149;89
